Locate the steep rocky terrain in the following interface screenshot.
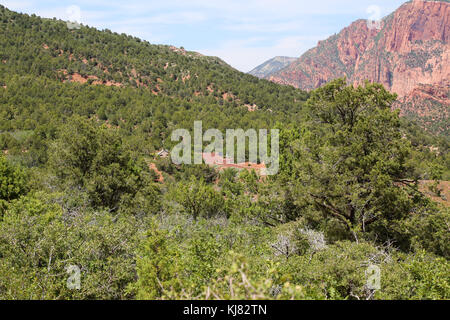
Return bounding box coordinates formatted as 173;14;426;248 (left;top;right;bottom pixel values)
249;56;297;78
267;0;449;135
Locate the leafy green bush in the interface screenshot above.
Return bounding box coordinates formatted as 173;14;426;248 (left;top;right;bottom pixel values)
170;177;226;219
0;155;27;202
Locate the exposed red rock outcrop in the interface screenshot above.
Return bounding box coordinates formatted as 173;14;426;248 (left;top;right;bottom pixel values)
419;180;450;207
394;80;449;135
268;0;449;135
149;162;164;183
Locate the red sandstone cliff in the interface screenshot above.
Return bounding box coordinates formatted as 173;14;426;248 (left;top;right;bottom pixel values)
268;0;449;135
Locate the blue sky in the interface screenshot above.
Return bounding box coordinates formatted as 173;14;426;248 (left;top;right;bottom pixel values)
1;0;407;72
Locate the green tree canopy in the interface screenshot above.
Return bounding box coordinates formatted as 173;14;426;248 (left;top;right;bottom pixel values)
279;79;425;240
0;155;28;214
49;116;156;211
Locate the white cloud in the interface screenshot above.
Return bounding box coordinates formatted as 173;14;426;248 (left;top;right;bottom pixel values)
223;20;307;33
146;12;206;24
156;0;404;17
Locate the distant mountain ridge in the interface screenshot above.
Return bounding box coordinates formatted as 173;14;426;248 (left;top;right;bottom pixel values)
248;56;297;78
262;0;449;136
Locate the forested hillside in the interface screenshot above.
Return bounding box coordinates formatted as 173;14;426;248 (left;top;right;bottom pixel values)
0;6;448;300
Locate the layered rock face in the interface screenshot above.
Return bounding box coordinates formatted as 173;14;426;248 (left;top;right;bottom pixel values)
268;0;449;135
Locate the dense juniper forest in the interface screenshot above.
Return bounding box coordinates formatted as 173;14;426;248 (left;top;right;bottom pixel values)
0;5;449;300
